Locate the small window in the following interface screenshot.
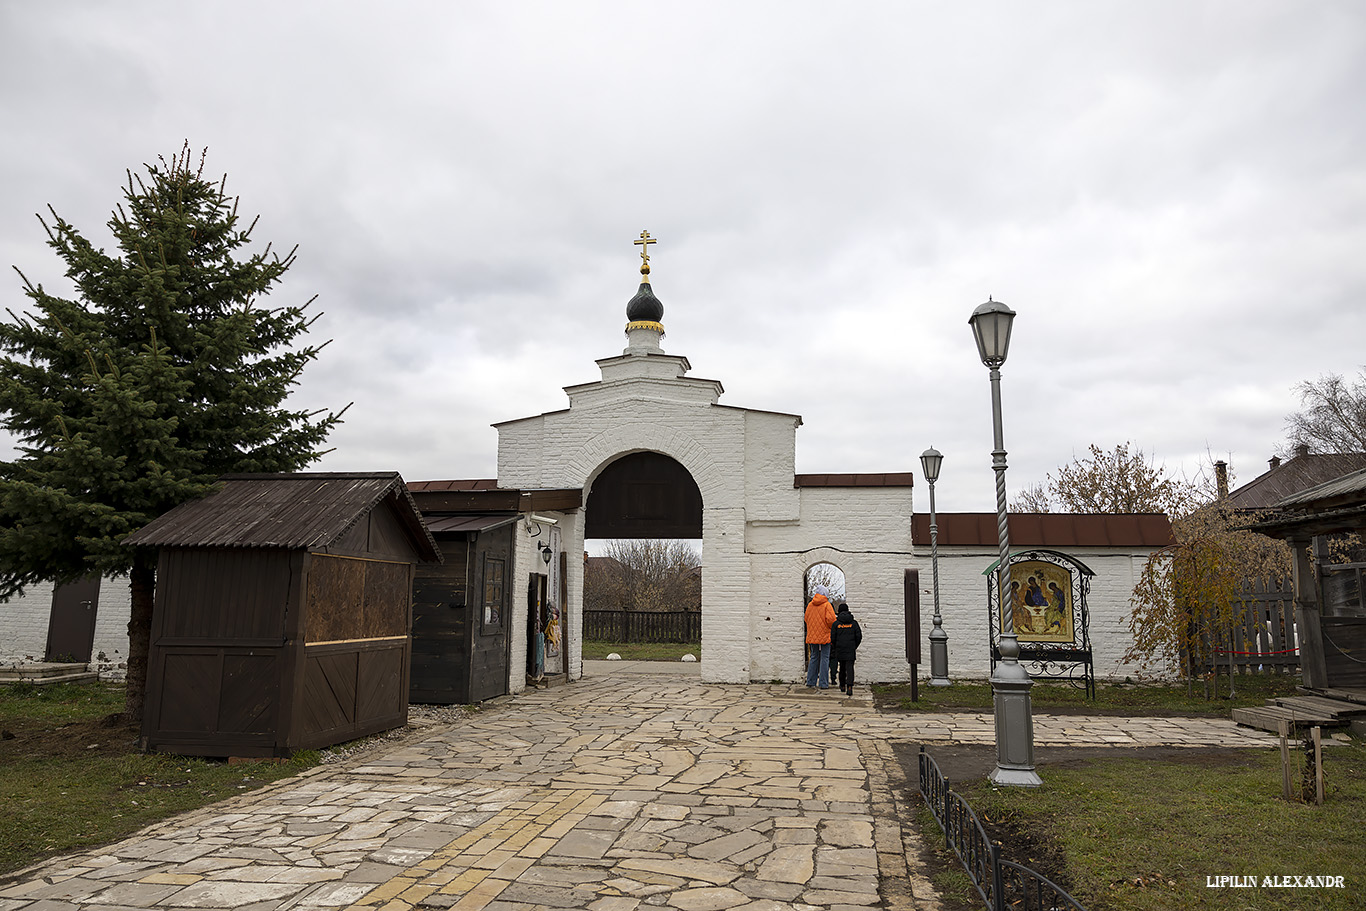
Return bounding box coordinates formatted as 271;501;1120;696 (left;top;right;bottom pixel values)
481;555;505;632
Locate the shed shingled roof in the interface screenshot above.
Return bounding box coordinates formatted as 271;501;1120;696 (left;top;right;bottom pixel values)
1273;466;1366;508
1225;453;1366;509
407;479;501;492
125;472;440;560
913;512;1173;548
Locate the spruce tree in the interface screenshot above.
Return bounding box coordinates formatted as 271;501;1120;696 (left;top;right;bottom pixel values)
0;145;342;720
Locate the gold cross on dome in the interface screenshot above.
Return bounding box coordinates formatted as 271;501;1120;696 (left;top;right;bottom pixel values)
633;230;657;265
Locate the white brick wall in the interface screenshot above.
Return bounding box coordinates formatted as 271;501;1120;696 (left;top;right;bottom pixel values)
1;576;131;678
912;548;1163;681
747;487;918;684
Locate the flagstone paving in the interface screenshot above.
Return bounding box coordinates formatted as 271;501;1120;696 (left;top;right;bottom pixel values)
1;675;1278;911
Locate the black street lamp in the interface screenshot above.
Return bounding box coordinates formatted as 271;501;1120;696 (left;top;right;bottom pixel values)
968;297;1041;787
919;447;950;687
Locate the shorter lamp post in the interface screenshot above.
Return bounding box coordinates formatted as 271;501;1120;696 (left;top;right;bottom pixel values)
920;447;950;686
969;297;1041;788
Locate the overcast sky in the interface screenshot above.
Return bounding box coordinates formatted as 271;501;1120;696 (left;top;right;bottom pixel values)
3;2;1363;514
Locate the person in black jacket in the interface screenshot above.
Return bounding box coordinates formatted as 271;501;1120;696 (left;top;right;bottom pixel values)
830;602;863;695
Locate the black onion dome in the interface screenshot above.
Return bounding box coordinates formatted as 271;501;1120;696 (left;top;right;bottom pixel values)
626;282;664;324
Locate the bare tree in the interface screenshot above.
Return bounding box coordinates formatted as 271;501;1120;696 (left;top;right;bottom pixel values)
1283;369;1366;455
1012;443;1203;516
585;539;701;612
804;562;846;601
1009;482;1052;513
1127;503;1290;690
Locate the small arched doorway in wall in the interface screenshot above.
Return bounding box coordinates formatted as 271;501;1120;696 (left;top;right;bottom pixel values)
583;451;703;666
803;561;847;682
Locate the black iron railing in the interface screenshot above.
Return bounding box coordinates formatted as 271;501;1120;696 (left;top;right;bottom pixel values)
918;746;1087;911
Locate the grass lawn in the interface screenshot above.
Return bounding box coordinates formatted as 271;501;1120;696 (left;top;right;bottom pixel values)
876;672;1304;715
581;640;701;662
925;740;1366;911
0;682;318;876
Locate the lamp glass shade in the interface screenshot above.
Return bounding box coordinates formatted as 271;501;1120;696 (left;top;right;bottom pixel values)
969;298;1017;367
920;447;943;483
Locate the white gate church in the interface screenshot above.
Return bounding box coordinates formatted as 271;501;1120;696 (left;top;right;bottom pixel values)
482;233;1171;689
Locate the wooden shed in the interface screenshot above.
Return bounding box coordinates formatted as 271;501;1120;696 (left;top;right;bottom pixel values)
406;481;580;704
126;472;440;757
409;513;519;704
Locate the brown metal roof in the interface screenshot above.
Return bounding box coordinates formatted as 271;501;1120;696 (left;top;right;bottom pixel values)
1225;453;1366;509
424;514;519;534
914;512;1174;547
795;472;916;488
408;481;582;514
407;479;501;492
125;472;440;560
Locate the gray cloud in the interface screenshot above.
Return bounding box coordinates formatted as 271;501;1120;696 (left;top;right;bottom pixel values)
3;1;1363;511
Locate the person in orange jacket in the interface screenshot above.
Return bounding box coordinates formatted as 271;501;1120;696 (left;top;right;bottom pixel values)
804;585;837;689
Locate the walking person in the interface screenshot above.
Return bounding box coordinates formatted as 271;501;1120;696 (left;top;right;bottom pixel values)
830;601;863;695
804;585;837;689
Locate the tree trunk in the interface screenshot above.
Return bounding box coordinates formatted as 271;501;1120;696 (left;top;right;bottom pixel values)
123;558;156;723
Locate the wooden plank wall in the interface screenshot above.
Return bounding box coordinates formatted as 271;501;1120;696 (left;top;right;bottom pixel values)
1191;576;1298;676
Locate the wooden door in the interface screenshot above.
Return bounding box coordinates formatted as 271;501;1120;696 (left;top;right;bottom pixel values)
410;537;470;704
527;574;547;679
46;577;100;663
469;541;510;703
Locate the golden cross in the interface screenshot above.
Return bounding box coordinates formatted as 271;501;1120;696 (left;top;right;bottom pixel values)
633;230;657;265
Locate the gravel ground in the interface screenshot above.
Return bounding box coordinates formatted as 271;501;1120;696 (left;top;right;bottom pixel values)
318;703;482;764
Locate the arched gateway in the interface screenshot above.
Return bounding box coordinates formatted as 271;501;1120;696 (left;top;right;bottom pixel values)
491;234;918;687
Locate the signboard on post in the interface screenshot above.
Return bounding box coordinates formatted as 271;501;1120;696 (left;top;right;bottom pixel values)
905;569;920;701
985;549;1097;699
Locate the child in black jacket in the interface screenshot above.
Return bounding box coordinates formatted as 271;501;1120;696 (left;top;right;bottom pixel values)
830;602;863;695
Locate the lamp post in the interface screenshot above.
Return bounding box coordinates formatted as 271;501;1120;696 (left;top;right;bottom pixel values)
968;297;1041;787
920;447;950;686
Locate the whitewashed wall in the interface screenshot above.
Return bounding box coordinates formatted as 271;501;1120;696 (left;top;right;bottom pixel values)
911;547;1163;681
497;351;802;685
0;576;131;678
747;487;917;684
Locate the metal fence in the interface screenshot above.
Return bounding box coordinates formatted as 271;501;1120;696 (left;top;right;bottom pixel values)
583;610;701;643
918;746;1087;911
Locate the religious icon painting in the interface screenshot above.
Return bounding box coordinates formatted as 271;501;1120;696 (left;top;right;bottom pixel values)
1004;560;1074;643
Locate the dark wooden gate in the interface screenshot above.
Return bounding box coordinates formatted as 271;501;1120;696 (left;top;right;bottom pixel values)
1188;576;1299;676
585;451;702;539
470;540;510;703
45;577;100;663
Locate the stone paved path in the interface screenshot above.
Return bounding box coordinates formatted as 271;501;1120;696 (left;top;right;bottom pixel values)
1;674;1278;911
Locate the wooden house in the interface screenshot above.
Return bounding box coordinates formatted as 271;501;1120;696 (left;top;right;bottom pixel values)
126;472;440;757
